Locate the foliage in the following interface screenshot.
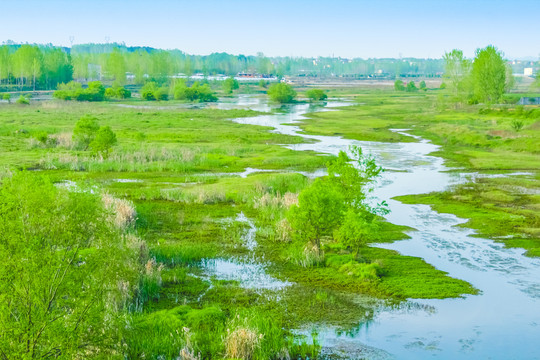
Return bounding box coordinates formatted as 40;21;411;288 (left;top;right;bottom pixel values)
53;81;106;101
174;81;218;102
406;81;418;92
89;126;118;156
288;178;345;250
105;86;131;99
443;49;472;103
336;209;379;254
305;89;328;101
15;95;29;104
222;77;239;95
419;80;427;91
72;115;100;150
0;172;140;358
141;81;168;101
471;45;508;103
2;93;11;103
288;146;384;260
394;79;405;91
267;83;296;103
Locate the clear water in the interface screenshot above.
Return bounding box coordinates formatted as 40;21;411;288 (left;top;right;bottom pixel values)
220;95;540;359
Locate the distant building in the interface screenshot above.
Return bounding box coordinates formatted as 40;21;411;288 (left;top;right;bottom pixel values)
524;68;533;76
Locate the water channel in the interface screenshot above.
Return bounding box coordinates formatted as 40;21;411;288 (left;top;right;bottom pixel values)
209;94;540;359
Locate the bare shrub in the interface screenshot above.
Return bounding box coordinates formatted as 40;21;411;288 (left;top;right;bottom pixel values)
102;192;137;229
224;326;262;360
276;218;292;242
50;132;74;149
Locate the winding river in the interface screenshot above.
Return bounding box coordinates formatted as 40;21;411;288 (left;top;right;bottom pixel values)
213;95;540;359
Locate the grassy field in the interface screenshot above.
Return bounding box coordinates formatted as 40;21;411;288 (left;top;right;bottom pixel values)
0;94;481;358
299;88;540;257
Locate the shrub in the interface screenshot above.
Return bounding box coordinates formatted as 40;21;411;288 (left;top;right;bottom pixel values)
406;81;418;92
394;79;405;91
511;119;524;132
53;81;106;101
72;115;100;150
2;93;11;103
16;95;30;105
174;81;217;102
222;77;239;95
305;89;328;101
267;83;296;103
419;80;427;91
89;126;118;157
141;82;168;101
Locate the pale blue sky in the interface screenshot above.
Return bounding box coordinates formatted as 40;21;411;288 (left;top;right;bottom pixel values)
2;0;538;59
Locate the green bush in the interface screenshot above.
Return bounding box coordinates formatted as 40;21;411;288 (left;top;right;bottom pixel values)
2;93;11;103
105;86;131;99
305;89;328;101
53;81;105;101
72;115;100;150
16;95;30;105
174;81;217;102
141;82;168;101
267;83;296;103
406;81;418;92
394;79;405;91
222;77;239;95
89;126;118;156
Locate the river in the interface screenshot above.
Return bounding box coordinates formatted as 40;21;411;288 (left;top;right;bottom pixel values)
212;94;540;359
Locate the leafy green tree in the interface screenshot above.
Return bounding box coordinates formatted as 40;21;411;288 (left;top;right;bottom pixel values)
90;126;118;157
443;49;471;98
406;81;418;92
394;79;405;91
336;209;378;256
267;82;296;103
12;45;42;90
42;47;73;89
419;80;427;91
471;45;507;103
106;48;127;86
222;77;239;95
72;115;100;150
305;89;328;101
288;178;346;251
0;172;137;358
2;93;11;103
288;147;384;255
0;46;11;86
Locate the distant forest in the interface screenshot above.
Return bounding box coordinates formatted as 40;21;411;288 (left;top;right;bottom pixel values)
0;42;536;90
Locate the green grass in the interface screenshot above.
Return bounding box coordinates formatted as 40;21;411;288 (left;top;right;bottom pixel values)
0;93;489;358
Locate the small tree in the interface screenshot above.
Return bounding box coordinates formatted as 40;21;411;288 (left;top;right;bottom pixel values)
406;81;418;92
72;115;100;150
267;83;296;103
394;79;405;91
90;126;117;157
222;77;239;95
305;89;328;101
336;209;378;256
288;178;345;252
2;93;11;103
419;80;427;91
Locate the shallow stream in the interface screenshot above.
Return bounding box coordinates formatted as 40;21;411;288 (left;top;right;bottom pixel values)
216;95;540;359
